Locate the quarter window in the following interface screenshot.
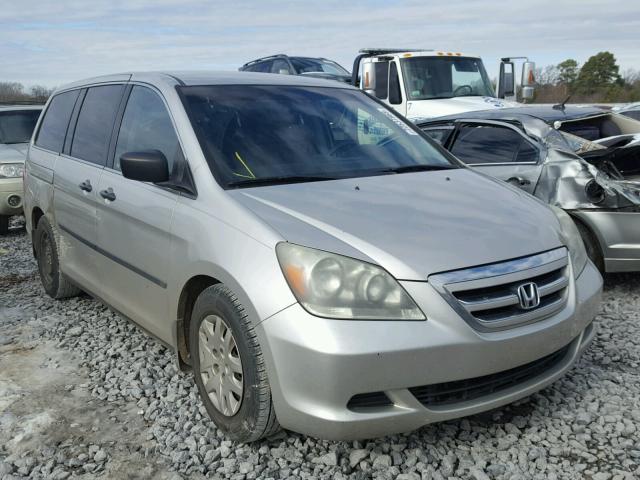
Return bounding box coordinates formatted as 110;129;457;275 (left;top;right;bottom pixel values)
271;59;291;74
71;85;124;165
114;86;181;172
422;127;454;145
451;124;539;164
35;90;79;152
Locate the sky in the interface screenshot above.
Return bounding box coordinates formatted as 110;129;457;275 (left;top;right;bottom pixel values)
2;0;639;88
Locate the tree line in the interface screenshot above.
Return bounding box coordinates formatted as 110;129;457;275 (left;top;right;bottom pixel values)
532;51;640;104
0;82;54;104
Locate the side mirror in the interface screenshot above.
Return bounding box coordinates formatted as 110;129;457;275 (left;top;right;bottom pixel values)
120;150;169;183
361;61;376;95
521;61;536;87
498;61;515;98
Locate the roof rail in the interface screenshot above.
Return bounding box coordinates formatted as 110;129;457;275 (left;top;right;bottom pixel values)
241;54;288;68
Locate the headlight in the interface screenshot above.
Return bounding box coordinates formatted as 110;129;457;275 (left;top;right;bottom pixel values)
550;206;588;278
0;163;24;179
276;243;425;320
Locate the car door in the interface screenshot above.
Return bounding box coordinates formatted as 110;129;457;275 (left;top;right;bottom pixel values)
95;84;186;339
53;84;125;292
446;121;544;194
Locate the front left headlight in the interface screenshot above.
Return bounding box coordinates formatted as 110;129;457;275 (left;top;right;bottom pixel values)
0;163;24;179
550;206;588;278
276;242;425;320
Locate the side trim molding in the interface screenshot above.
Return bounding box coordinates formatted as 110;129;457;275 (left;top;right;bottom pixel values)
58;223;167;288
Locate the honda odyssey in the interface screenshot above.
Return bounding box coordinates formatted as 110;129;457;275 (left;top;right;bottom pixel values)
24;72;601;442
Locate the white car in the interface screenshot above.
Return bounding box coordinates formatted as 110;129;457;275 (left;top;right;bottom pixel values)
0;105;42;233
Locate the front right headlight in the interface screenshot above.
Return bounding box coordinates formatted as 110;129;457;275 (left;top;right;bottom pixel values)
276;242;425;320
550;206;588;278
0;163;24;179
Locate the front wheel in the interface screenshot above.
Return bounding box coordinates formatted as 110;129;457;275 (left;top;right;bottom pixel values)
189;284;279;442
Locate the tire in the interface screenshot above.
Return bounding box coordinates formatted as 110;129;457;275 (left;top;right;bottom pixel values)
0;215;9;235
189;284;280;442
575;220;605;274
34;216;82;299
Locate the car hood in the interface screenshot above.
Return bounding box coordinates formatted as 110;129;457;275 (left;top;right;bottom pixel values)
0;143;28;163
229;169;564;280
407;96;521;121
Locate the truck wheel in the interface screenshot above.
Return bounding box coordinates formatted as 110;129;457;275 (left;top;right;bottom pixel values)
575;221;605;274
189;284;280;442
34;217;82;299
0;215;9;234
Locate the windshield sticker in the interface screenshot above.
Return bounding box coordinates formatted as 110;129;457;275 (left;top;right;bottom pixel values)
376;108;418;135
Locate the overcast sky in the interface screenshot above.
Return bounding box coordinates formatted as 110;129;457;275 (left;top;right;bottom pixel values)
2;0;639;88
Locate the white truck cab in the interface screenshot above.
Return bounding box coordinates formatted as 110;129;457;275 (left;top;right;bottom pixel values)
351;49;536;121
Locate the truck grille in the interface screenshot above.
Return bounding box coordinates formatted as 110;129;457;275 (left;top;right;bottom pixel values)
429;248;570;332
409;341;572;407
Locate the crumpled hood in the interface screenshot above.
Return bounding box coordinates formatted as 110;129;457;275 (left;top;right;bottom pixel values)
0;143;28;163
230;169;564;280
407;96;521;121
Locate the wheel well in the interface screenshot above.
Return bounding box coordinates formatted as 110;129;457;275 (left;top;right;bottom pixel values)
570;214;605;272
176;275;220;370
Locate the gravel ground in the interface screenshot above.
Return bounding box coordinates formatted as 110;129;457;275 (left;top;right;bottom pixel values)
1;217;640;480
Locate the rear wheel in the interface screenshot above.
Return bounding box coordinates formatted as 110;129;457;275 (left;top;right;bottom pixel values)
0;215;9;234
189;284;279;442
34;217;82;299
575;220;605;273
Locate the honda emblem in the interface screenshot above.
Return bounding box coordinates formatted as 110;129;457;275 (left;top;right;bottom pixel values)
517;282;540;310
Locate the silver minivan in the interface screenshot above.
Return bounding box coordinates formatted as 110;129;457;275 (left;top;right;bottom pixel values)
24;72;602;442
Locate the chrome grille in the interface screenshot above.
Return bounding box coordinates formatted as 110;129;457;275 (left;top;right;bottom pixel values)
429;248;570;332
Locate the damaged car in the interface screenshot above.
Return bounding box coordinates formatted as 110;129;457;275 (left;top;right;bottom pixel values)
418;106;640;272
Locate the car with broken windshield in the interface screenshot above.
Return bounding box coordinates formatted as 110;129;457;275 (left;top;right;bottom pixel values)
418;106;640;272
24;72;601;442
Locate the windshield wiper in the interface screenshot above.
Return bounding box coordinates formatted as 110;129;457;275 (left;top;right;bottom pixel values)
373;165;456;174
226;175;340;188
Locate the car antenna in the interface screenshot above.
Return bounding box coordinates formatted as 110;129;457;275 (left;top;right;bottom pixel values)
553;95;571;111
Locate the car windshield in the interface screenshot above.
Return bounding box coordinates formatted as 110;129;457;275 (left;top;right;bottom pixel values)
290;58;349;76
0;110;41;144
401;57;495;100
179;85;456;188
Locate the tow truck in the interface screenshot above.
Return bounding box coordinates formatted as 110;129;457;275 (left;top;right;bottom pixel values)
351;48;536;121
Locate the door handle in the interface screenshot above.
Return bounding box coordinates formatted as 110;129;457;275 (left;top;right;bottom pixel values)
99;188;116;201
79;180;93;192
507;176;531;187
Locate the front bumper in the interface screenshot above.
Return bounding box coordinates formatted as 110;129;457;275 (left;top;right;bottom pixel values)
0;177;24;216
256;260;601;440
572;210;640;272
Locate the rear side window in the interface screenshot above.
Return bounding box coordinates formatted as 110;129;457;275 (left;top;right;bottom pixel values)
114;86;181;171
451;124;539;164
71;85;124;165
35;90;79;152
